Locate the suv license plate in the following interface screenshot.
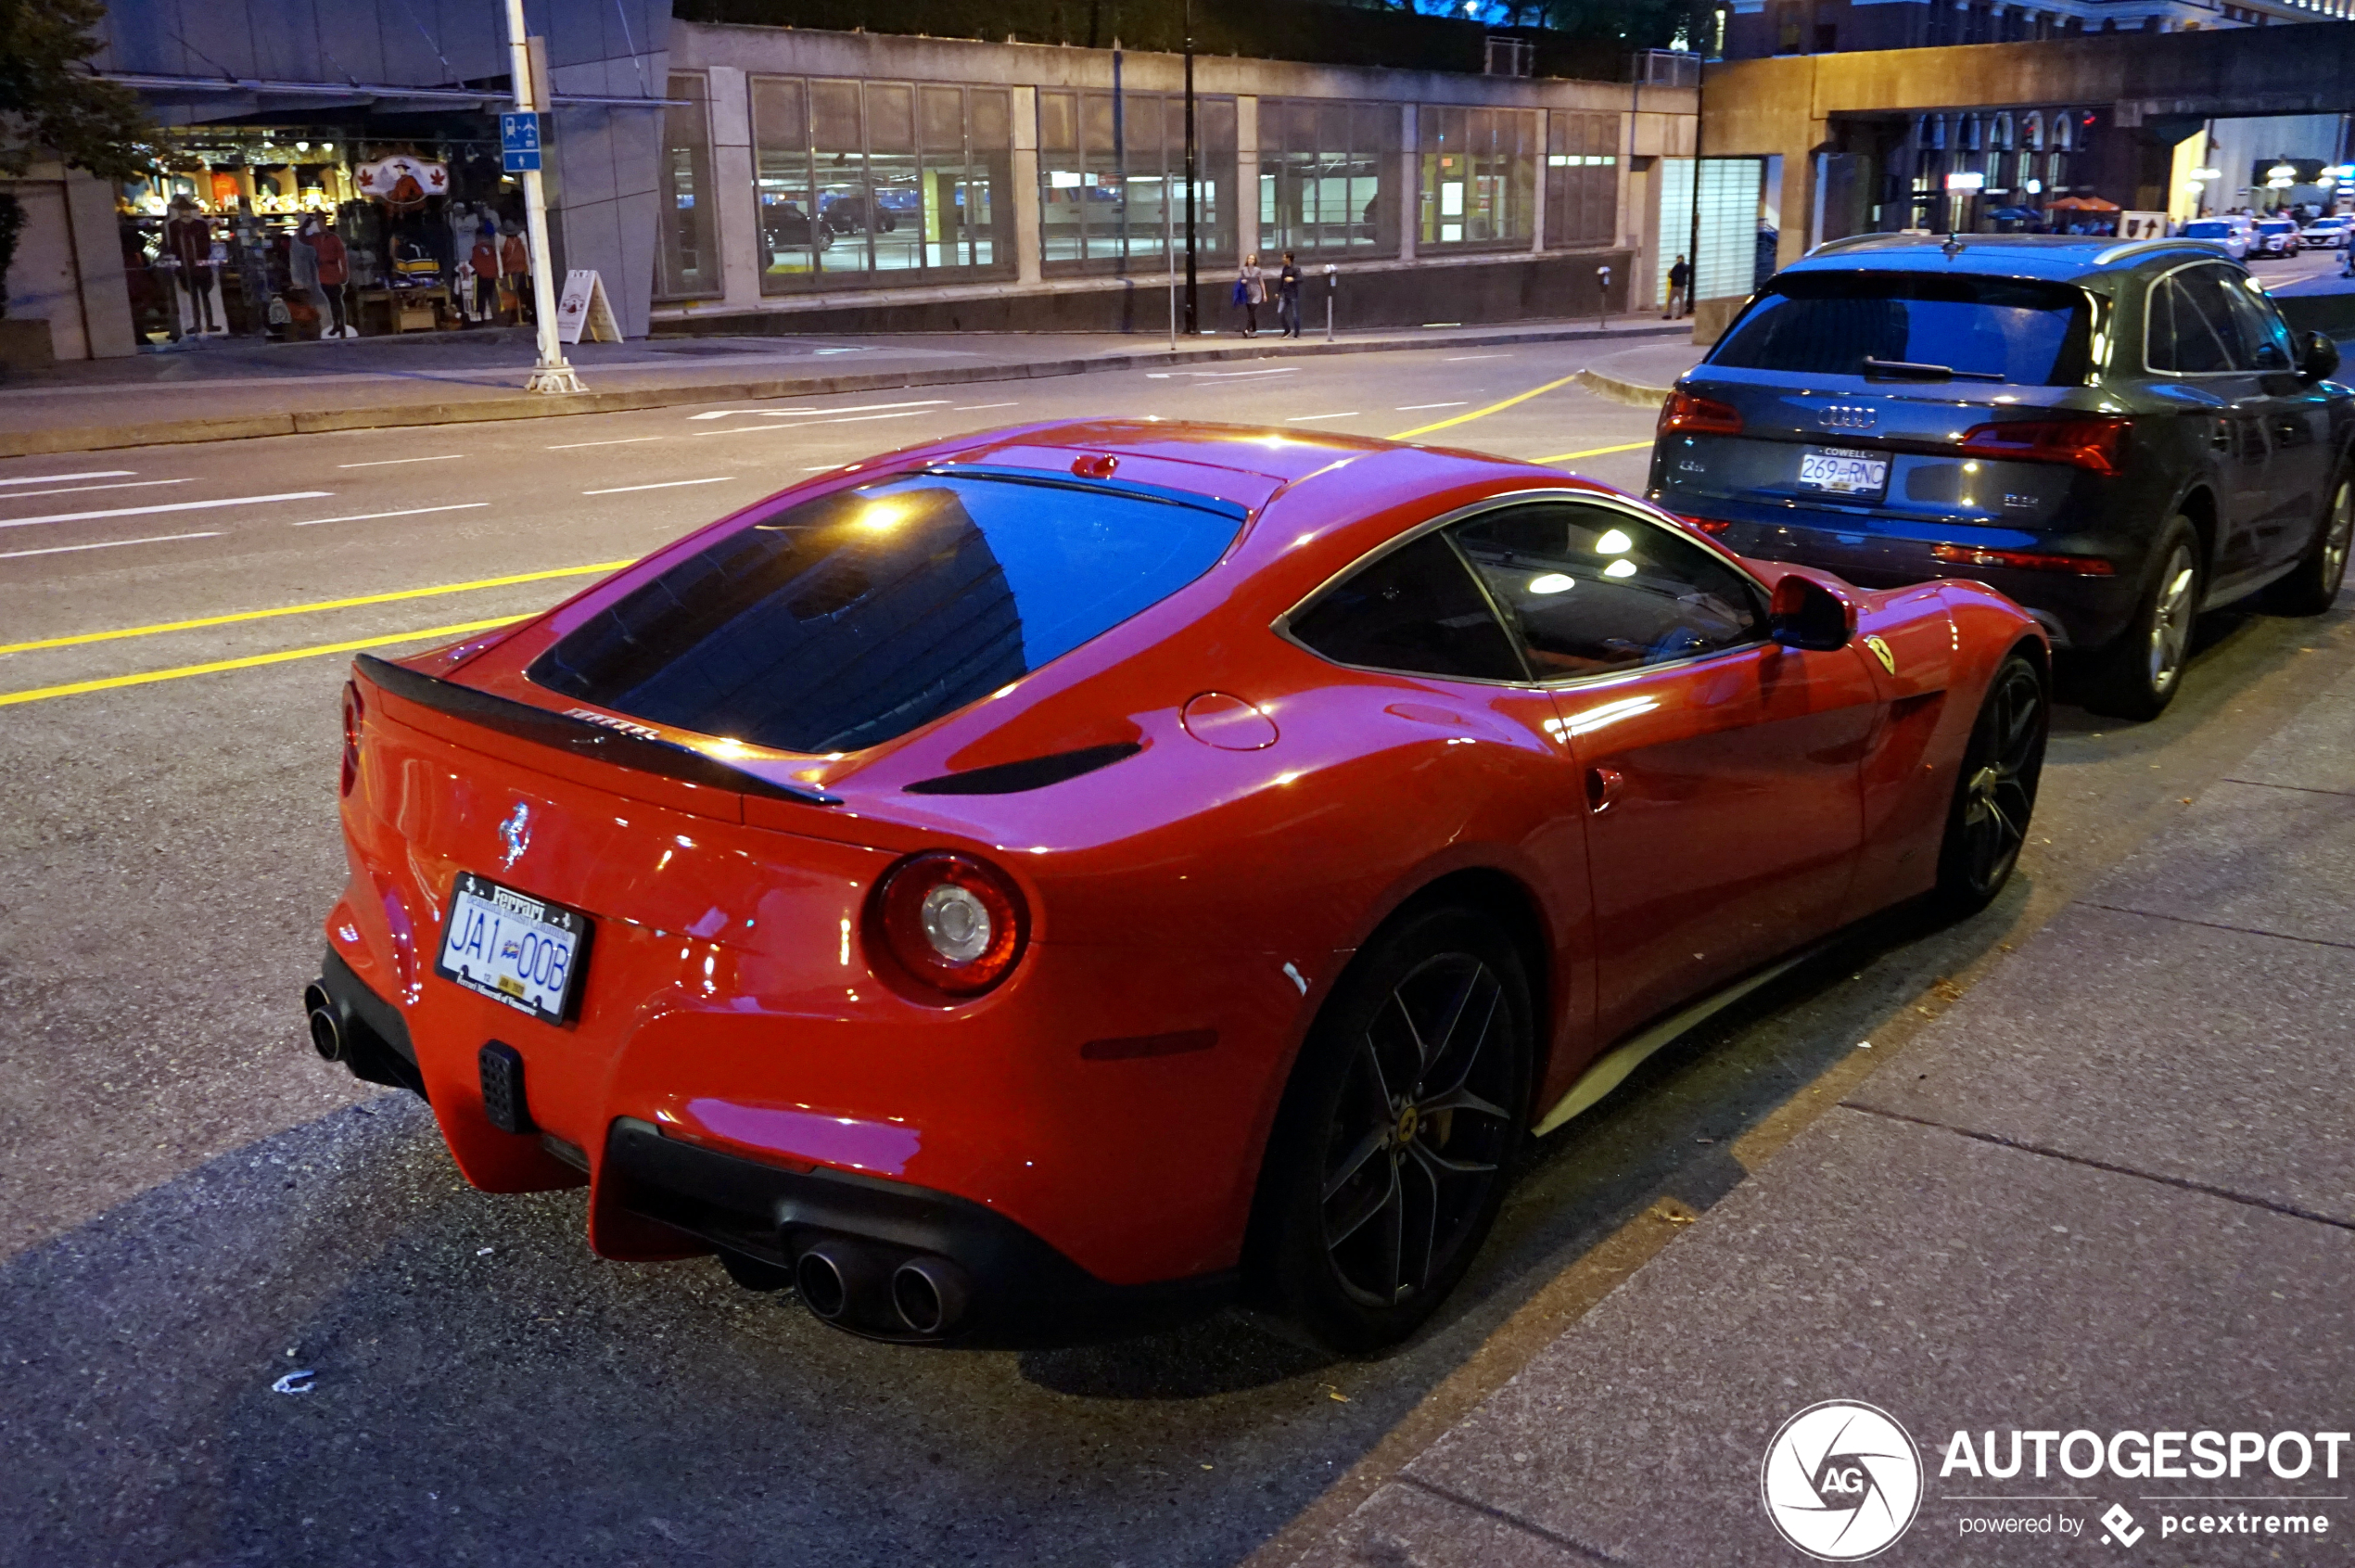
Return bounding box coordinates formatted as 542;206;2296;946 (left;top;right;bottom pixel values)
433;872;592;1026
1798;447;1890;499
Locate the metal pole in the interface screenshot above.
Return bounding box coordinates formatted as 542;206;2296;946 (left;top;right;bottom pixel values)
1167;166;1178;349
505;0;581;393
1684;23;1704;328
1183;0;1198;336
1114;45;1127;269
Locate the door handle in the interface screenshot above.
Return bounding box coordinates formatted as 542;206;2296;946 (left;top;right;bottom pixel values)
1585;766;1623;814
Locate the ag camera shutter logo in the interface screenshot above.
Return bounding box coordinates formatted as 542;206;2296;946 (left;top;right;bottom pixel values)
1762;1400;1924;1560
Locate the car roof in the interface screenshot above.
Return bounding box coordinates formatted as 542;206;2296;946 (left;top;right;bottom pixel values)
1791;232;2234;284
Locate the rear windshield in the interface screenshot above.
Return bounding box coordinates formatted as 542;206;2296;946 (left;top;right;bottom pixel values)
1708;272;2094;386
529;472;1243;754
2183;222;2234;238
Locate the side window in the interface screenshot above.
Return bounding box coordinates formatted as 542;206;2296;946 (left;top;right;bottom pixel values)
1450;503;1763;680
2219;273;2295;372
1287;530;1527;682
2167;267;2258;373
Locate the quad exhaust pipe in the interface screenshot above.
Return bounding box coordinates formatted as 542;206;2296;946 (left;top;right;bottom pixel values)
791;1240;973;1338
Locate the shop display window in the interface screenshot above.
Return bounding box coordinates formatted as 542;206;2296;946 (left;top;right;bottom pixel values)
749;75;1014;292
1418;105;1537;250
1037;89;1237;274
1257;99;1400;259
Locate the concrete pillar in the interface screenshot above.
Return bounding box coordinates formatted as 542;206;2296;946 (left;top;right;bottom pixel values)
706;66;763;310
1237;96;1260;262
1398;101;1418;262
1012;84;1042;286
1530;109;1548;253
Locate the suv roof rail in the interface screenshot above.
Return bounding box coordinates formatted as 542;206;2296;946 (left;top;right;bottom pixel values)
1804;233;1896;258
2091;237;2209;266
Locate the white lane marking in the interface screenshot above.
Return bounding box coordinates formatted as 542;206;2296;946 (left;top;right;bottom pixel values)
337;454;465;468
687;410;763;420
753;399;954;417
953;402;1021;411
1445;353;1512;362
291;503;491;528
1394;401;1469;411
582;477;737;495
548;436;665;450
1284;412;1361;423
0;470;135;486
801;465;839;471
0;479;194;502
696;409;935;435
1146;367;1298;380
0;530;223;562
0;491;334;531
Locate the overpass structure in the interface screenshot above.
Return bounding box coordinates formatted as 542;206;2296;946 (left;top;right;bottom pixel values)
1708;20;2355;286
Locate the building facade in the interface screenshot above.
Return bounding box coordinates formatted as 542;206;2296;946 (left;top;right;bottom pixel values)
647;26;1698;335
1722;0;2351;60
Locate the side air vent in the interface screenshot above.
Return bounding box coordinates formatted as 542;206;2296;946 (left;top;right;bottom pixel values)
905;742;1142;796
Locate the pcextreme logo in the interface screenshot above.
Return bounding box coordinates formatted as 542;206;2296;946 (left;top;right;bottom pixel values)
1762;1400;1925;1561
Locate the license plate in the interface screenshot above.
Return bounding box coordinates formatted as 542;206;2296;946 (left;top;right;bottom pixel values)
433;872;592;1026
1798;447;1890;499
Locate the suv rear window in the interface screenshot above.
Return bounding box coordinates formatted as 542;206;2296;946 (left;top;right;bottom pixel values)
1708;272;2094;386
529;471;1244;754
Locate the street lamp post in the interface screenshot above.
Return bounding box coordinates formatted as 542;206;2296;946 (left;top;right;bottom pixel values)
1182;0;1198;336
504;0;582;393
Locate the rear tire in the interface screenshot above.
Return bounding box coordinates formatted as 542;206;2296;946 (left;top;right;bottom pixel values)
1252;907;1532;1356
2269;470;2353;617
2081;516;2201;720
1933;652;2047;915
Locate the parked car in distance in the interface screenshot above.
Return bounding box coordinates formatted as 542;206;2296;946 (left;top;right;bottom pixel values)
1648;233;2354;720
2252;217;2299;258
309;421;2051;1354
2179;219;2249;260
2302;215;2352;249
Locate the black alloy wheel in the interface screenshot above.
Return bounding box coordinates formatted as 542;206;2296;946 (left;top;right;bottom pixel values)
1254;907;1532;1354
1935;651;2047;913
2270;470;2354;616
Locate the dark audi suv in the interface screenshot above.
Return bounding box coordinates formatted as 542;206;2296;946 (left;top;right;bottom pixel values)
1647;235;2353;717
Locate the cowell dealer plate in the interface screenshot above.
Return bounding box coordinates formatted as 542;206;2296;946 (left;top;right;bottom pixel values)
433;872;592;1026
1797;446;1890;500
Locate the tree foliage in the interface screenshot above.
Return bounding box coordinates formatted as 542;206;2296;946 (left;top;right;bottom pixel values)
0;0;154;180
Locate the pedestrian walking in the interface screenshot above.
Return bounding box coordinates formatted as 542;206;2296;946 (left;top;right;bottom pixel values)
1235;253;1267;337
1665;253;1693;321
1277;251;1304;338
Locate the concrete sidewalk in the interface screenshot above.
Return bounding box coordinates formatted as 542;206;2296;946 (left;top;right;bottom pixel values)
0;316;1684;459
1278;656;2355;1564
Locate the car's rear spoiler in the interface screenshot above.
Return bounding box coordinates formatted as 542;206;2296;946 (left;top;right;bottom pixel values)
351;654;841;808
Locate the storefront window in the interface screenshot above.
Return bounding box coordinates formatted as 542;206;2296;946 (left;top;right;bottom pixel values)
1545;111;1618;249
1419;106;1535;250
1038;90;1236;274
658;73;719;300
1258;99;1398;258
751;76;1012;291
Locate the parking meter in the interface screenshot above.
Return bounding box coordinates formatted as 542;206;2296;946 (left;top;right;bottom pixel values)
1596;263;1611;331
1324;264;1337;341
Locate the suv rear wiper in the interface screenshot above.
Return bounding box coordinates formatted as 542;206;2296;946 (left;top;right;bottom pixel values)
1862;356;2006;383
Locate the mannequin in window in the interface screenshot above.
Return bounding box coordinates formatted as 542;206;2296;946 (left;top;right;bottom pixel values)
500;220;530;324
163;196;221;336
311;214;354;338
288;210;321;323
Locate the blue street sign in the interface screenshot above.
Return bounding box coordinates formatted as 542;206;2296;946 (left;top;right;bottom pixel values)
501;111;542;172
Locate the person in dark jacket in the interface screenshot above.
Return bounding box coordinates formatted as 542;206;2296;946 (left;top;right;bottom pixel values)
1276;252;1303;338
1665;253;1692;320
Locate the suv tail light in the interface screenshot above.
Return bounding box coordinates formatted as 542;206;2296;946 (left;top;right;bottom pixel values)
869;851;1029;1000
1658;389;1744;437
339;682;363;797
1931;542;2116;577
1958;415;2131;476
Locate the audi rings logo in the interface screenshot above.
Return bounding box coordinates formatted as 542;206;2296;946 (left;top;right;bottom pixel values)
1762;1400;1924;1561
1819;404;1878;431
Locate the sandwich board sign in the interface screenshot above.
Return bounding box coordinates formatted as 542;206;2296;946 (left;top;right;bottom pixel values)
555;269;620;345
2118;210;2168;241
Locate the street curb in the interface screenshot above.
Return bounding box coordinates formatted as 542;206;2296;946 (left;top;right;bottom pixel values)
1574;366;1675;409
0;322;1687;459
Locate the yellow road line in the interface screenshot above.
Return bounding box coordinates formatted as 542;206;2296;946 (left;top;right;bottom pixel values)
0;617;522;708
1534;440;1654;464
1389;374;1584;440
0;560;630;657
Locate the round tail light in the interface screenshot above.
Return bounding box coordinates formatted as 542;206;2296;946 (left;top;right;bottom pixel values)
339;682;364;797
870;851;1029;999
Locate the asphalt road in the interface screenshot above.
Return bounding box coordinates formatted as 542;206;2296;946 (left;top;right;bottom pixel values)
3;344;2350;1568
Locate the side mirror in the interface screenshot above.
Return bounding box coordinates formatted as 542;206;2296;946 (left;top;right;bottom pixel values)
1768;574;1856;652
2300;329;2341;384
